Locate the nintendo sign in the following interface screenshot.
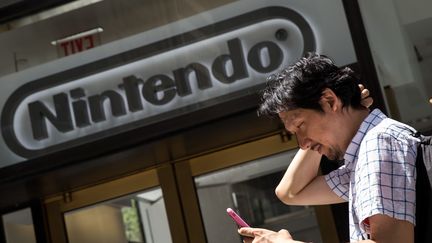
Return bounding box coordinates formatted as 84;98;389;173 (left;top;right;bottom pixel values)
1;7;316;158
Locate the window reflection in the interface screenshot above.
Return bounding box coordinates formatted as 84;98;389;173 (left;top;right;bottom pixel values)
64;187;172;243
195;150;323;243
2;208;36;243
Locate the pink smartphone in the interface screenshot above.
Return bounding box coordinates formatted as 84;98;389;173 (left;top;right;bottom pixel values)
226;208;250;227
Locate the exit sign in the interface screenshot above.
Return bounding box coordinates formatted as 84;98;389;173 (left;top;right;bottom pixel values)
52;28;102;57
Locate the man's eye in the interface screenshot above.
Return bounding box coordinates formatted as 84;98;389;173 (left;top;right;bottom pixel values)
297;122;304;129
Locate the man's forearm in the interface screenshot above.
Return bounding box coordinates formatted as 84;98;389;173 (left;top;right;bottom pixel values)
275;148;322;204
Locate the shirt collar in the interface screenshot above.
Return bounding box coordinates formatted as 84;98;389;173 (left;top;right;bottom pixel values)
343;109;387;165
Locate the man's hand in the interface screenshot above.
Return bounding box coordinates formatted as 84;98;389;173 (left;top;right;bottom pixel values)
359;84;373;108
238;227;304;243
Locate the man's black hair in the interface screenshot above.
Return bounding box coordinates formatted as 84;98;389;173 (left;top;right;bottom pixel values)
258;52;363;117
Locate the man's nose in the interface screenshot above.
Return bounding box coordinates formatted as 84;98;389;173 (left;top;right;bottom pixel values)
297;135;312;150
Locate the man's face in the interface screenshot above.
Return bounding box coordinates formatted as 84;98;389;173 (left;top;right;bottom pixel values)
278;108;345;160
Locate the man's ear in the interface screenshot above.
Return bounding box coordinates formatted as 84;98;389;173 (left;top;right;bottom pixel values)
319;88;341;112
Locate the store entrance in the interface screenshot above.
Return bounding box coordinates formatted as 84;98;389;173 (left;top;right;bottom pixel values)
42;133;340;243
44;167;188;243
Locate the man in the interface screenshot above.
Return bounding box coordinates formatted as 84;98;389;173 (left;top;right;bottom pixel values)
239;53;419;242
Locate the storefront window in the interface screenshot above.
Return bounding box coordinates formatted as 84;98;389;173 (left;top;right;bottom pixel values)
64;187;171;243
2;208;36;243
195;150;324;243
358;0;432;132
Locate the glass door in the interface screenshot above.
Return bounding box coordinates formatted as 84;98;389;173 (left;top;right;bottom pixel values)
2;208;36;243
175;133;340;243
44;165;188;243
63;187;170;243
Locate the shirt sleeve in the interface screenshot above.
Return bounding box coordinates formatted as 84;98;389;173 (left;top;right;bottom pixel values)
325;165;350;201
354;132;417;229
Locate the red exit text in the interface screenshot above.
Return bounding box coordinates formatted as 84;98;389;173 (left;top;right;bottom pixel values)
59;35;96;56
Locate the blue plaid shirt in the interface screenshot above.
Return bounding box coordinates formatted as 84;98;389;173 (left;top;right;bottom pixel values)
325;109;419;241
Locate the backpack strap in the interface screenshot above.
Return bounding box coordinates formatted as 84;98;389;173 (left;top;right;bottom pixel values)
419;134;432;185
413;132;432;243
